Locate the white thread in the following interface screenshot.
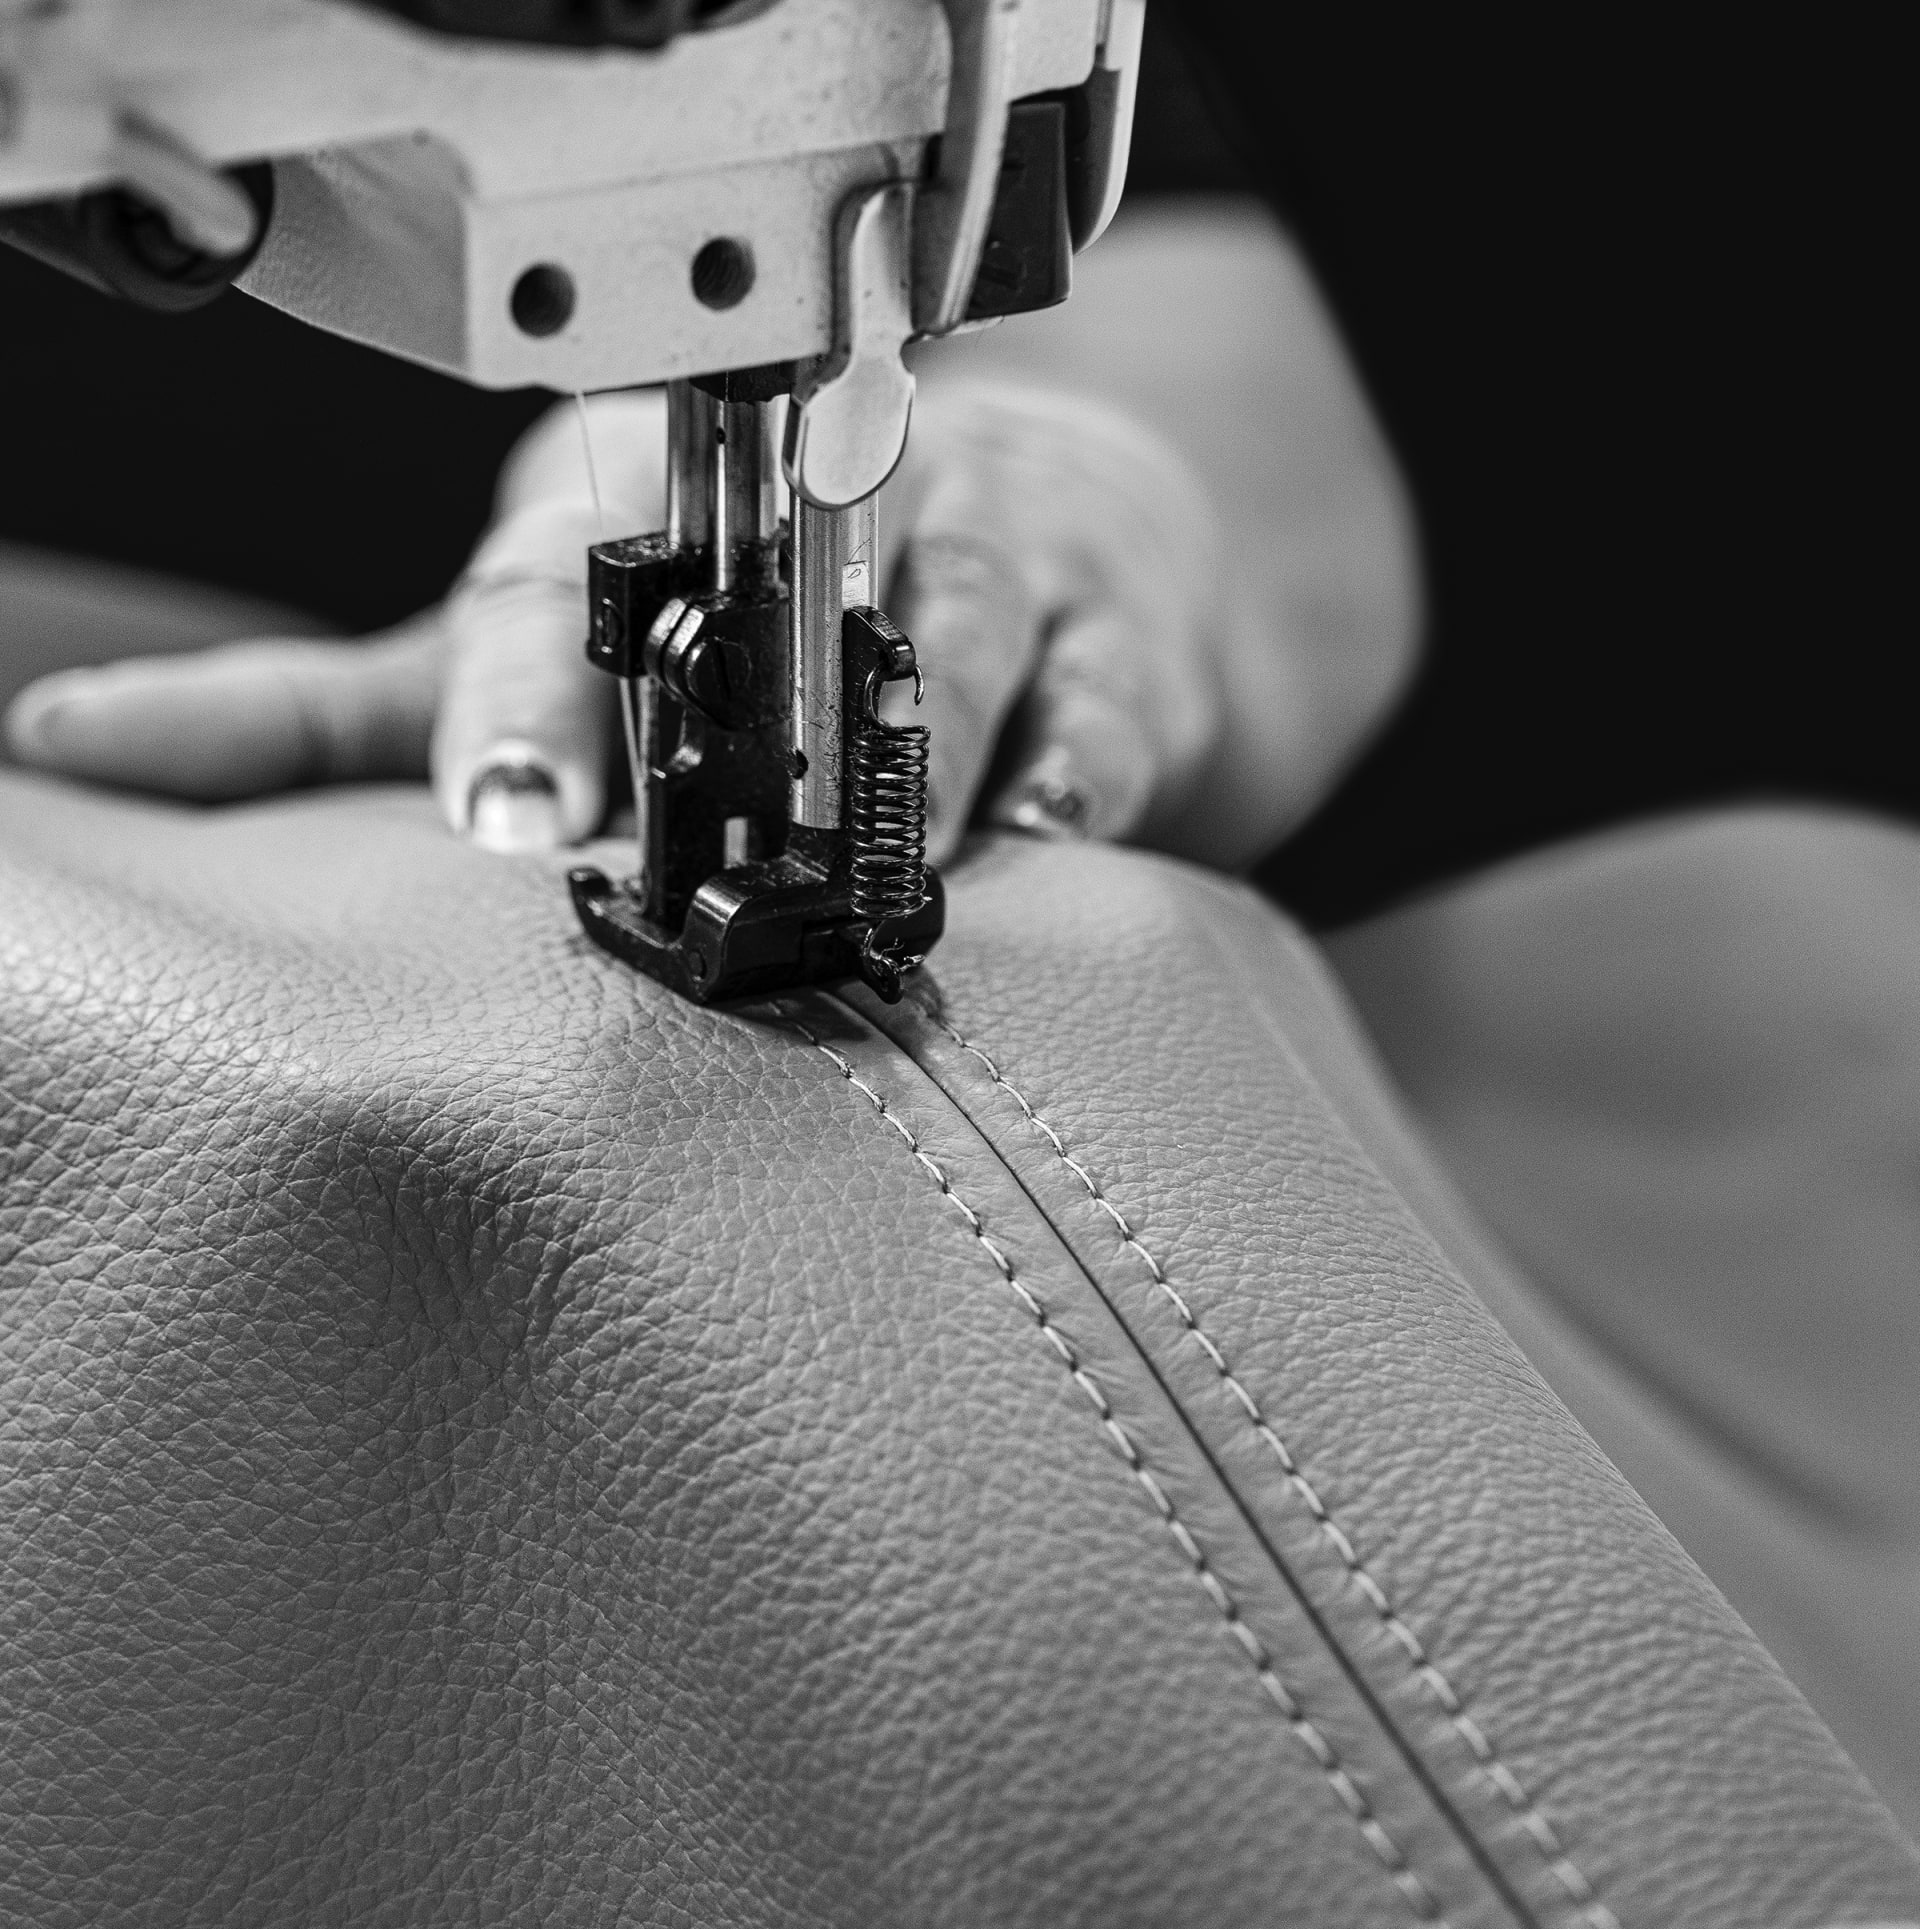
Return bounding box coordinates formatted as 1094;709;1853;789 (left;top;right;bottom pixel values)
574;391;607;540
782;1010;1448;1925
920;1005;1620;1929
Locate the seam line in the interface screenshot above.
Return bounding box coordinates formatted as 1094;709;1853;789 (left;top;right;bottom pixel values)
783;1008;1447;1925
919;1003;1620;1929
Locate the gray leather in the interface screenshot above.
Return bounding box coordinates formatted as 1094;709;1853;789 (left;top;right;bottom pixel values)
3;771;1916;1928
1324;808;1920;1838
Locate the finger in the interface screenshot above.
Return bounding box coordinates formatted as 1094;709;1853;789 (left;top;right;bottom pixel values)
3;615;442;801
983;604;1214;847
882;527;1046;866
432;501;611;853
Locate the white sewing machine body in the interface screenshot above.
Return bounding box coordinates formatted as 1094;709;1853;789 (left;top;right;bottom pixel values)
0;0;1132;390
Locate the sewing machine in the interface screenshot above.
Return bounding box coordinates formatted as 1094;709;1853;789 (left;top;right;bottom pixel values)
0;0;1142;1000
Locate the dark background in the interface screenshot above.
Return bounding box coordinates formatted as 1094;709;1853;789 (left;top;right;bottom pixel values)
1;7;1906;925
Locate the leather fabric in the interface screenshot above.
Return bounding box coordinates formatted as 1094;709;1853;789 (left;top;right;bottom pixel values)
2;775;1916;1927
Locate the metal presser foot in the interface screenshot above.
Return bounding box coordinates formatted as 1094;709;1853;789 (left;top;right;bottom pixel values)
568;369;943;1006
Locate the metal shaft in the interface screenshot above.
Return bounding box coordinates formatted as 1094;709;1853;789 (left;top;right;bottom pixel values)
790;500;845;827
843;493;879;614
790;491;882;828
715;396;779;591
665;378;716;554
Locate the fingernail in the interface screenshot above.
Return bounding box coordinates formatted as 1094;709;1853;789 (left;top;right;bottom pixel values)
467;757;563;853
4;672;90;760
4;694;64;758
991;749;1095;842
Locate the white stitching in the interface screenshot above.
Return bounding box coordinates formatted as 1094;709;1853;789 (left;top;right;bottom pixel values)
920;1006;1620;1929
783;1011;1448;1925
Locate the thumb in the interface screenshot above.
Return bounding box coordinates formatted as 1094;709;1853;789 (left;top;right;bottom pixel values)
4;616;442;801
432;500;612;853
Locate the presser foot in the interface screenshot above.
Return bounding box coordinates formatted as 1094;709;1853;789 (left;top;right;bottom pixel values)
569;860;944;1005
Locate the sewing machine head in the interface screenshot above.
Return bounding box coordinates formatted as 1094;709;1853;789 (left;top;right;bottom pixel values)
0;0;1143;1001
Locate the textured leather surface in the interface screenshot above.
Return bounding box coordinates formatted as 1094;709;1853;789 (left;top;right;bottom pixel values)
3;771;1917;1928
1324;808;1920;1839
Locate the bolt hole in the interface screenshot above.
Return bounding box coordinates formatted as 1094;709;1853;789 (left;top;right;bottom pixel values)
511;263;575;338
691;236;754;310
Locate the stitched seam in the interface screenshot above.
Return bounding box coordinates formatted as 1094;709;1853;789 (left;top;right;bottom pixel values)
783;1010;1448;1925
920;1006;1620;1929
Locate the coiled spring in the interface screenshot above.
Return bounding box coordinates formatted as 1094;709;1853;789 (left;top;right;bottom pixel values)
849;678;931;926
848;668;930;999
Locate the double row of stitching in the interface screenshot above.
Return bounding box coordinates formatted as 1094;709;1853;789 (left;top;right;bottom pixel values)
917;1004;1619;1929
783;1009;1447;1925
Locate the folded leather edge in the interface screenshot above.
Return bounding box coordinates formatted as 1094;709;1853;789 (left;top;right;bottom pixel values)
835;975;1635;1929
760;988;1535;1929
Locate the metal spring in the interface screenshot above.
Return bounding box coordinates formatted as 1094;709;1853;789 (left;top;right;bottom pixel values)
848;705;931;931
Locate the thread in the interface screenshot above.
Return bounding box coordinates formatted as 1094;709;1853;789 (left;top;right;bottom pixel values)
574;391;607;540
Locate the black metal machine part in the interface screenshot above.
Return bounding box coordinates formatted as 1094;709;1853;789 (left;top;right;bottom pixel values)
961;98;1074;324
570;594;943;1005
571;403;945;1010
586;524;793;938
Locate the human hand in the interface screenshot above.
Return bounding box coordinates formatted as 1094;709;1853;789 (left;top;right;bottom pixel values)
6;209;1421;872
877;382;1226;862
2;390;664;854
0;381;1232;863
